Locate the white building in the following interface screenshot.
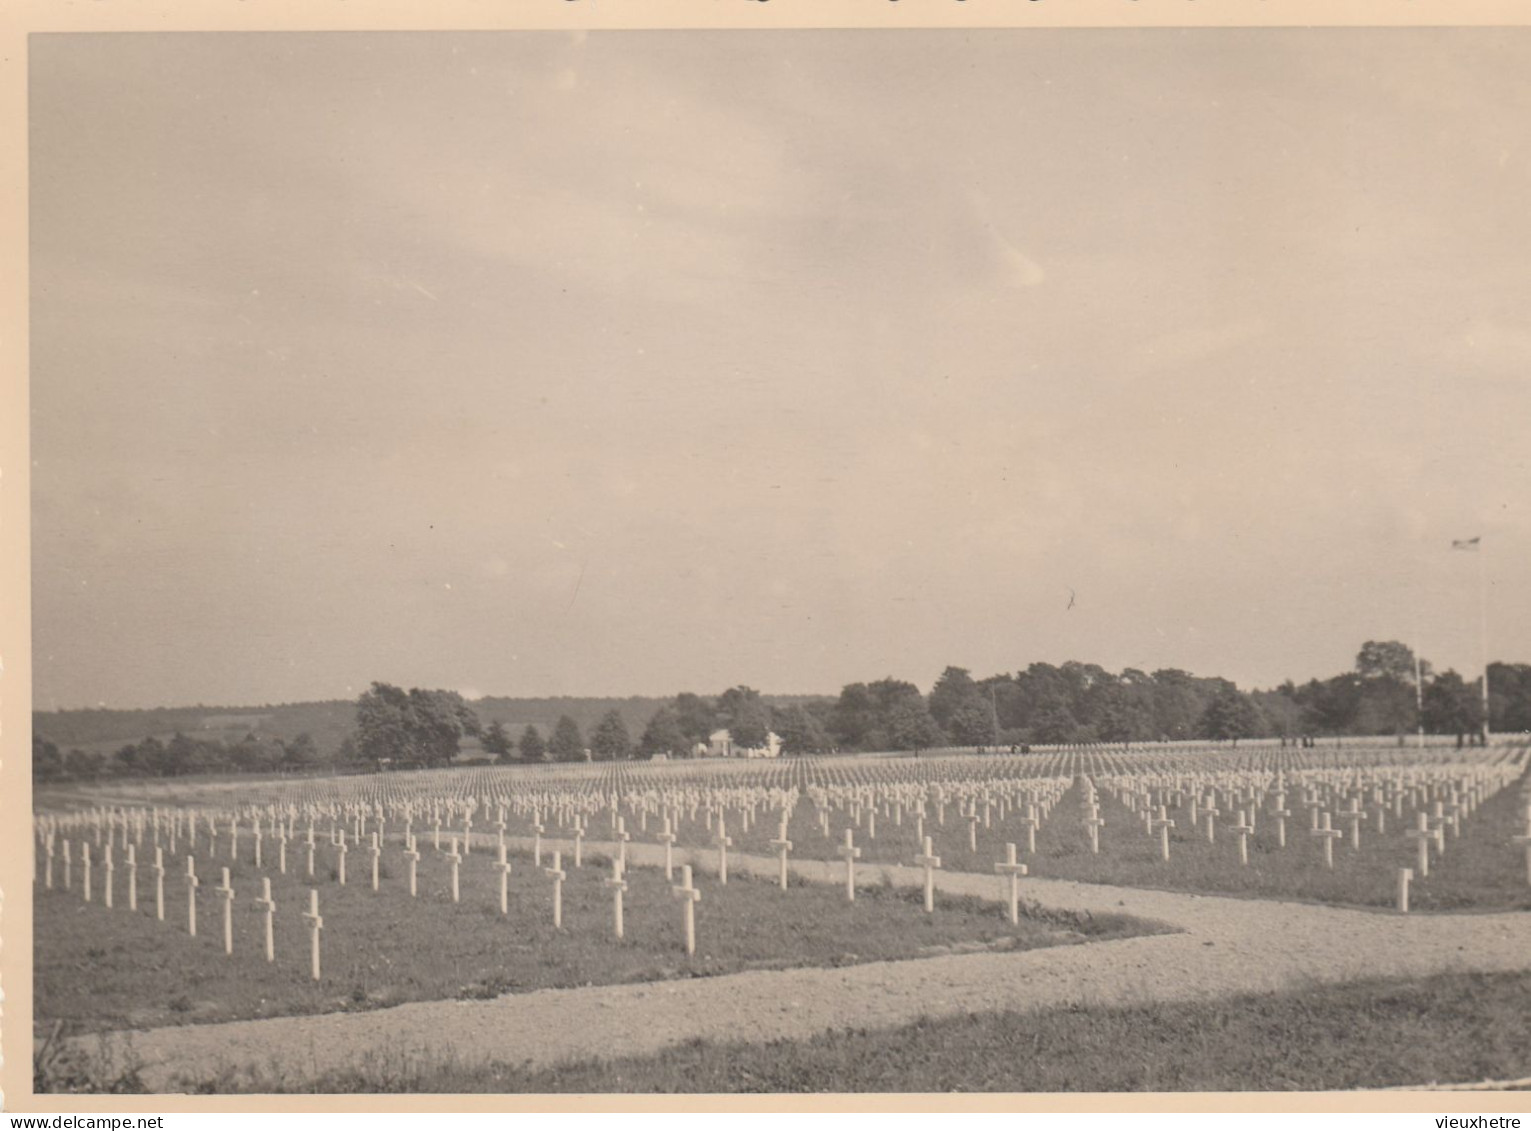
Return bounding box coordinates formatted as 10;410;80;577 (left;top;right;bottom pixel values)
697;727;782;759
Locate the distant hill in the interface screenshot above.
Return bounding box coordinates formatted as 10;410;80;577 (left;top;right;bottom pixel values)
33;693;832;757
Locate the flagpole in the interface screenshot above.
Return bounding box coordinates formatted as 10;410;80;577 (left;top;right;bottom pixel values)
1478;541;1490;744
1411;626;1425;750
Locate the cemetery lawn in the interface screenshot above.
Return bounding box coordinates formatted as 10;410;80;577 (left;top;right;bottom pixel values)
177;969;1531;1093
728;777;1531;912
34;851;1164;1036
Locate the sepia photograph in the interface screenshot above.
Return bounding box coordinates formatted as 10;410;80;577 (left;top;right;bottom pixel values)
15;13;1531;1103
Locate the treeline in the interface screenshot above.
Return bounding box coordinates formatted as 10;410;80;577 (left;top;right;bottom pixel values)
31;729;328;784
32;644;1531;783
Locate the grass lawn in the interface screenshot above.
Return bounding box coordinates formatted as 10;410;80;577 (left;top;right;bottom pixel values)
34;843;1160;1038
141;970;1531;1094
716;776;1531;912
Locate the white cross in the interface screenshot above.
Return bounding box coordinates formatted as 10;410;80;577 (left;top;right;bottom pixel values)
671;863;701;956
914;836;941;913
184;855;200;936
604;857;629;939
544;850;566;928
837;829;861;902
496;843;514;916
215;867;236;955
254;876;277;962
713;815;732;885
302;888;323;980
995;842;1028;925
655;816;676;881
768;819;793;891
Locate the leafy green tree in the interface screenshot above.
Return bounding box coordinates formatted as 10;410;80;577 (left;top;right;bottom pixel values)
886;694;946;751
928;666;978;730
354;682;481;766
1422;670;1480;740
1355;640;1418;683
281;732;320;769
33;734;64;783
672;692;719;751
830;682;881;750
1197;683;1262;741
772;703;829;755
481;721;513;761
519;724;547;763
948;696;998;746
590;709;632;761
549;714;585;762
716;687;770;748
639;706;689;758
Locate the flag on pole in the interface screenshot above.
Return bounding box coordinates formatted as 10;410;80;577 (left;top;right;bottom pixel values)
1451;536;1481;550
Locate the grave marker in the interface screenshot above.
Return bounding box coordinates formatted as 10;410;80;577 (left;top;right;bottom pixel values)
604;857;629;939
914;835;942;913
656;816;676;880
672;863;702;956
153;847;166;920
1230;810;1254;866
496;843;514;916
995;842;1028;925
215;867;236;955
254;876;276;961
1150;806;1175;862
447;837;463;903
544;850;566;928
1310;811;1342;869
185;856;200;936
713;814;733;885
126;844;138;911
1406;811;1433;878
769;819;793;890
405;836;421;897
302;888;323;980
837;829;861;902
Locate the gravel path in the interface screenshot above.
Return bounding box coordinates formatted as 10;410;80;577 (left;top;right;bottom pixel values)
84;837;1531;1092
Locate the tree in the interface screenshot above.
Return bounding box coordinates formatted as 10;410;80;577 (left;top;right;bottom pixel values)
1422;670;1480;741
948;696;998;746
519;724;547;763
1355;640;1418;684
773;703;829;755
281;732;320;769
1353;640;1422;736
639;706;689;758
1197;683;1262;741
886;694;946;751
830;682;881;750
672;692;719;751
590;709;632;761
928;666;978;730
33;734;64;783
549;715;585;762
354;682;481;766
717;687;770;749
481;721;513;761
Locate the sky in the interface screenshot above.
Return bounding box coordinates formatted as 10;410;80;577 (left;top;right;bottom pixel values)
28;28;1531;710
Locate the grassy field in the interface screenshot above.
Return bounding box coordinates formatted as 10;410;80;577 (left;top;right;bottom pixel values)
720;777;1531;912
55;969;1528;1094
34;844;1160;1038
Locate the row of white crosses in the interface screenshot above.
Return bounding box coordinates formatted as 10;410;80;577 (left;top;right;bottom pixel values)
42;828;331;981
1092;759;1527;908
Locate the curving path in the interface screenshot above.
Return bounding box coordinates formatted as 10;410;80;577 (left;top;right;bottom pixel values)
81;836;1531;1092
